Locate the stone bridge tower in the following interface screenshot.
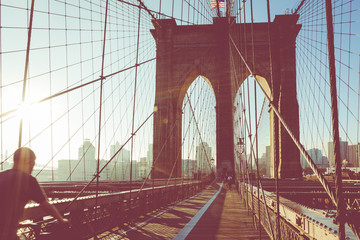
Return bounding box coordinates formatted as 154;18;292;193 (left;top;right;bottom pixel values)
151;15;302;179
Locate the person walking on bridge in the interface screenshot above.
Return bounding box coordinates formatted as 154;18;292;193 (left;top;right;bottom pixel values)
227;175;233;190
0;147;68;240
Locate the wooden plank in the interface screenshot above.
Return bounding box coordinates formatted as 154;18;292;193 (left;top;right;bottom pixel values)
93;182;270;239
185;184;270;240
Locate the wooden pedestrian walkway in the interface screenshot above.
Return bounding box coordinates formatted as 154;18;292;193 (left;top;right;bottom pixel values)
180;183;270;240
94;181;270;239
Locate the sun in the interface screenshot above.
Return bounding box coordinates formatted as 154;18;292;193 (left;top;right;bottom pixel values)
17;100;33;121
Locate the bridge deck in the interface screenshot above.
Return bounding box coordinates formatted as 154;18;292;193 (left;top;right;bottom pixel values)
94;181;269;239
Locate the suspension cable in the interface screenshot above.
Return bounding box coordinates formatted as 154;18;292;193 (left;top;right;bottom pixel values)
128;1;142;214
325;0;346;238
293;0;307;15
18;0;36;148
238;93;275;240
249;1;262;236
136;0;160;28
134;79;209;198
185;92;214;174
95;0;110;208
265;1;280;238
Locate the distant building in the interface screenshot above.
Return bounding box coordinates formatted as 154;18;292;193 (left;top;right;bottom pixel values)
57;139;111;181
301;148;322;167
109;142;130;181
57;159;80;181
299;148;329;168
0;161;12;171
0;151;11;171
328;139;348;167
110;142;130;163
321;156;329;168
32;169;56;182
182;159;197;178
78;138;97;180
265;146;271;177
57;158;110;181
147;144;153;167
138;157;150;179
108;142;144;181
347;144;359;167
130;161;139;180
195;142;212;175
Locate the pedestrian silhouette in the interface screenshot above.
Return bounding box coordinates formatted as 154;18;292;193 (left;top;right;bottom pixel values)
0;147;68;240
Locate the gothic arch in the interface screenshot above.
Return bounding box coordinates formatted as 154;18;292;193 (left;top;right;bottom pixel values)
151;15;302;179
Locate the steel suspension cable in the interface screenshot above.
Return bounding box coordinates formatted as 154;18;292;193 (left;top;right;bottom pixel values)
325;0;346;238
264;1;280;238
129;2;142;212
249;0;261;236
48;0;55;181
228;36;360;239
65;0;72;181
236;91;275;240
94;1;110;227
230;55;276;240
134;78;208;198
185;92;214;174
18;0;35;148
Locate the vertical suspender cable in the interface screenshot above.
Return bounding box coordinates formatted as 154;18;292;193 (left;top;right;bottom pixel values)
96;0;110;211
158;0;162;18
237;5;246;203
246;79;255;218
181;0;184;25
240;1;249;213
65;0;72;181
192;0;196;24
186;93;213;175
187;1;190;23
130;2;142;209
324;0;346;239
48;0;54;181
242;84;250;212
249;0;261;237
229;20;275;231
18;0;36;148
265;0;280;239
243;1;255;221
78;0;86;181
240;102;247;206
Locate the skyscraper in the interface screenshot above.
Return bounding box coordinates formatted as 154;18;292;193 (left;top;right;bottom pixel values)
109;142;130;180
347;144;360;167
328;139;348;167
147;144;153;166
195;142;212;174
78;139;96;180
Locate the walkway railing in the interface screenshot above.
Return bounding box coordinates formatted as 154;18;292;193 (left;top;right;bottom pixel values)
18;178;212;239
237;180;358;240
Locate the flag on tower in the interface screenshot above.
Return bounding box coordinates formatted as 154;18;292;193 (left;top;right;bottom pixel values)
211;0;225;11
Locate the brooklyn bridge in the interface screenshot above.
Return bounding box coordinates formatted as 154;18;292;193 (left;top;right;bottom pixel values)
0;0;360;239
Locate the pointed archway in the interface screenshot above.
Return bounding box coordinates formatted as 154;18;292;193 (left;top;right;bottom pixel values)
151;15;302;179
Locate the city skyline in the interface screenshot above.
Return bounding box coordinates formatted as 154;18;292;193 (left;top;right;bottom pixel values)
0;139;214;182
